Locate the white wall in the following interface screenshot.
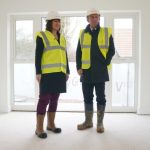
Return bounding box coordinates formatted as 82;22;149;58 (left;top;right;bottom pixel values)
0;0;150;114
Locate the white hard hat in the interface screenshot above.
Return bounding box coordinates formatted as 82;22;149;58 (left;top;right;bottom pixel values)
86;8;100;16
46;11;61;21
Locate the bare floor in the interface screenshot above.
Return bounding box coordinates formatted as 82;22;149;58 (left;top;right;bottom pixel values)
0;112;150;150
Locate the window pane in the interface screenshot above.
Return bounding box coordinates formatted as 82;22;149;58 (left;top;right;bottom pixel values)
61;17;87;61
41;18;46;31
114;19;133;57
112;63;135;106
15;20;34;60
62;16;104;61
14;64;35;105
41;16;104;61
59;62;83;102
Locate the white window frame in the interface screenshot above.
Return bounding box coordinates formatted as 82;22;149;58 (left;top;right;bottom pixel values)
105;12;139;112
10;11;140;112
10;13;47;111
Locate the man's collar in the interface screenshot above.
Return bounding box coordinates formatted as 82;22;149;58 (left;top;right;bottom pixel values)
84;23;100;33
90;27;97;31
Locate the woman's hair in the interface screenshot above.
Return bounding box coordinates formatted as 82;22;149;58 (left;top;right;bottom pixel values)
46;20;60;33
46;20;53;32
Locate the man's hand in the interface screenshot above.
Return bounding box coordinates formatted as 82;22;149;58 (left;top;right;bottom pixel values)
36;74;41;83
77;69;83;76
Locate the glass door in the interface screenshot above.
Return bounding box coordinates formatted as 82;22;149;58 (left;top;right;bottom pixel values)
11;12;139;112
12;18;37;110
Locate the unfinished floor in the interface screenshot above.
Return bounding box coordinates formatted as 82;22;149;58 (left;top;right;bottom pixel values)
0;112;150;150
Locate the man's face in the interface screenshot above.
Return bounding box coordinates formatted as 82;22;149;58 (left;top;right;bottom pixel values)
87;14;100;28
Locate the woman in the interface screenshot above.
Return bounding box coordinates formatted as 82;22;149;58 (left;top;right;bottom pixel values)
35;11;70;139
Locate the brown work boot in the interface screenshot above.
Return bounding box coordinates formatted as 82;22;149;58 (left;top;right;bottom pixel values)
77;111;93;130
97;105;105;133
97;123;104;133
77;122;93;130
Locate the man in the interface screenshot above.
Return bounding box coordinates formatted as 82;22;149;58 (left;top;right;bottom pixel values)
76;8;115;133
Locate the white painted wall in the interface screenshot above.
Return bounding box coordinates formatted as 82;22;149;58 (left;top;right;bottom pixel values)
0;0;150;114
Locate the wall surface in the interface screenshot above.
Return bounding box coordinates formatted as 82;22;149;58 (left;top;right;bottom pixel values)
0;0;150;114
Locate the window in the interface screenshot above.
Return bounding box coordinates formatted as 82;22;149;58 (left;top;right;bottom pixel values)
11;12;139;112
114;18;133;58
41;16;105;110
112;63;135;106
14;64;35;105
14;19;36;106
15;20;34;60
110;15;138;111
41;16;104;61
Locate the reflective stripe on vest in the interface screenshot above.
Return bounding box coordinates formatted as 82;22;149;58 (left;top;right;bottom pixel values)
40;31;66;51
99;28;109;49
80;27;111;69
41;63;66;70
37;31;67;74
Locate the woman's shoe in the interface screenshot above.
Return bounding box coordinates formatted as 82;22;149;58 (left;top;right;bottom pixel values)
47;127;61;133
35;131;47;138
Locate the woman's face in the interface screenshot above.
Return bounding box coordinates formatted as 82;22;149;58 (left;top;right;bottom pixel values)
52;19;61;31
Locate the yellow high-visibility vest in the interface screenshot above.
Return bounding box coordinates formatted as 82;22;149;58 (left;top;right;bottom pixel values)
79;27;112;69
36;30;67;74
